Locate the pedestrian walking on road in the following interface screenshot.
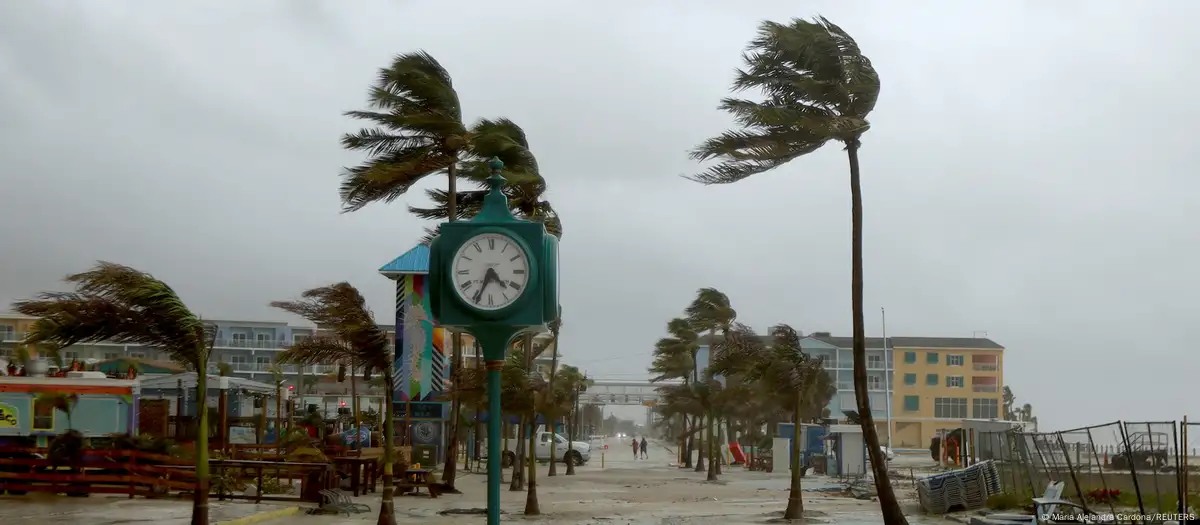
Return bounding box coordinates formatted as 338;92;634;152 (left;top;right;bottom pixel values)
639;437;648;459
631;438;639;460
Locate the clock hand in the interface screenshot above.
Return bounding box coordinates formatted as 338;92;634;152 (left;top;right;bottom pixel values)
472;275;490;304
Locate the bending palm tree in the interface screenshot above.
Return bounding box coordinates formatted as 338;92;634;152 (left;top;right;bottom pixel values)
269;283;396;525
685;288;736;477
710;324;836;520
688;16;902;523
339;51;539;217
648;318;699;467
12;262;215;524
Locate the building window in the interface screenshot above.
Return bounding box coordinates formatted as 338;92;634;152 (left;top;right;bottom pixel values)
903;396;920;411
904;351;916;364
926;352;939;364
867;374;882;390
926;374;938;386
103;352;119;360
231;333;248;347
63;351;81;361
130;352;146;359
947;355;964;366
904;373;917;386
0;325;14;340
867;354;883;369
292;335;307;345
946;376;964;388
256;333;271;348
934;397;968;419
33;398;55;430
972;398;999;419
256;357;271;370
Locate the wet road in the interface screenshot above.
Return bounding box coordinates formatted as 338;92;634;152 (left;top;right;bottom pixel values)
590;436;673;470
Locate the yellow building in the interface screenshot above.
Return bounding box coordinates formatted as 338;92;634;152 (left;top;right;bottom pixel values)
0;313;40;359
890;338;1004;449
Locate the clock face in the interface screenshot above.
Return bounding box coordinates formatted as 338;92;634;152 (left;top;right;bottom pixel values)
451;233;530;311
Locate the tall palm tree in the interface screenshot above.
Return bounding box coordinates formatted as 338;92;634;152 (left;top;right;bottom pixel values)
687;16;900;523
12;261;215;524
406;122;557;490
710;324;836;520
339;51;539;216
268;283;396;525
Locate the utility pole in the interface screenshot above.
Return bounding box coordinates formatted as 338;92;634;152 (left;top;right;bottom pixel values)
882;307;893;449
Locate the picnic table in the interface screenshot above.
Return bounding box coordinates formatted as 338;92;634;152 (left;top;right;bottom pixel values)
332;456;378;497
397;468;438;498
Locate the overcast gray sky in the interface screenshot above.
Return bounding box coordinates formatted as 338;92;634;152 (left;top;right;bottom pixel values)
2;1;1197;430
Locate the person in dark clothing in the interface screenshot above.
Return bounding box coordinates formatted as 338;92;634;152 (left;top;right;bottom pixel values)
631;438;639;460
639;437;648;459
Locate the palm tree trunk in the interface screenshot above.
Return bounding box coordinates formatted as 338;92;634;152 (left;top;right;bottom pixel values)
546;327;560;477
351;365;360;452
714;416;723;476
442;333;463;489
274;383;282;456
565;393;577;476
510;415;525;490
191;369;210;525
847;141;906;525
377;370;397;525
694;415;706;472
783;390;805;520
524;412;540;515
678;414;687;466
447;162;458;221
706;412;718;481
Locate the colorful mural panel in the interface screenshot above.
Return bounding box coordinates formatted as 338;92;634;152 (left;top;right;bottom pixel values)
393;274;449;402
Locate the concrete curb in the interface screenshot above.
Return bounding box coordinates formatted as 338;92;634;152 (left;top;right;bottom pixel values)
213;505;303;525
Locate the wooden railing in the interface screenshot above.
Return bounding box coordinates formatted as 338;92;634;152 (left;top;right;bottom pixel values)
0;447;197;498
0;447;337;503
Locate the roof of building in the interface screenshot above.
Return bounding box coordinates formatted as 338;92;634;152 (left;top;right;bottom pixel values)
379;244;429;276
698;332;1003;350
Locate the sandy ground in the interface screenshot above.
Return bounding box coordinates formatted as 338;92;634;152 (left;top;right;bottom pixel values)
0;494;296;524
0;441;954;524
277;438;957;524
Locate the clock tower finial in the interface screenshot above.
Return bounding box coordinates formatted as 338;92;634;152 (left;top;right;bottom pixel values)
473;157;512;222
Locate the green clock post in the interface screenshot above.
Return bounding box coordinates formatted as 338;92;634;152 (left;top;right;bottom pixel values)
428;157;559;524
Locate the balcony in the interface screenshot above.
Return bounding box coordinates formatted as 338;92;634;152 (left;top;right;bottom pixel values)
972;384;999;393
214;338;290;350
972;363;998;372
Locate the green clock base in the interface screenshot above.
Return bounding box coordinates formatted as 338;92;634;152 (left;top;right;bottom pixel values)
427;158;559;525
474;325;523;525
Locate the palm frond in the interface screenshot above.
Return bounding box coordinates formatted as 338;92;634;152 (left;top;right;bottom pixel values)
338;147;455;213
270;282;391;372
276;338;357;366
685;288;736;333
688;16;879;184
12;261;208;369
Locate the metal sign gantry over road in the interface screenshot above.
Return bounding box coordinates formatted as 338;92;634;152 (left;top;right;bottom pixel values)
582;379;681;406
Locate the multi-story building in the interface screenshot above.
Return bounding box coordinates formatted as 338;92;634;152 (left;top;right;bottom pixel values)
891;338;1003;449
0;312;396;385
695;329;1004;451
2;312;557;383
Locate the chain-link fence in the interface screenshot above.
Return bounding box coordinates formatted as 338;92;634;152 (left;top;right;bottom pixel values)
972;420;1194;518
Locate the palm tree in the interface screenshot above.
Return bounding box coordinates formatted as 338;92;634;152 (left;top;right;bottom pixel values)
687;16;900;523
658;377;722;481
268;283;396;525
555;365;589;476
338;51;539;217
685;288;736;477
12;261;215;524
648;318;699;467
543;313;563;477
710;323;835;520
